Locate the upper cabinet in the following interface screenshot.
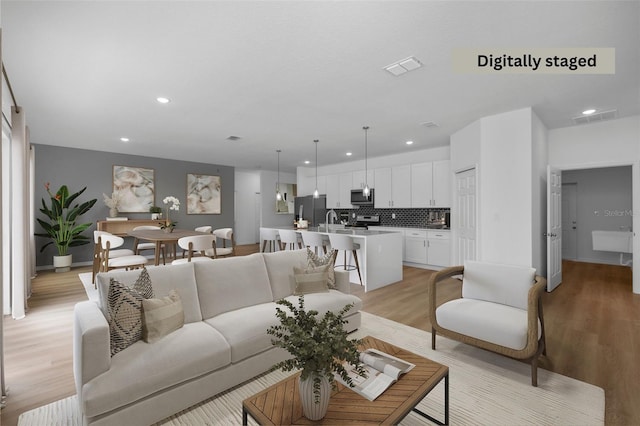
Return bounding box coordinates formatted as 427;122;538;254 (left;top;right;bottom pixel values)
374;165;411;208
410;160;451;207
326;172;353;208
352;169;375;190
432;160;451;207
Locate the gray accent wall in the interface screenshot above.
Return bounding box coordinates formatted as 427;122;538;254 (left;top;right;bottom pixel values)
33;144;235;267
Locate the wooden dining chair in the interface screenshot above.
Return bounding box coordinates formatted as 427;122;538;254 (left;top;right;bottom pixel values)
210;228;236;258
172;235;217;264
98;234;149;273
92;231;135;284
132;225;167;264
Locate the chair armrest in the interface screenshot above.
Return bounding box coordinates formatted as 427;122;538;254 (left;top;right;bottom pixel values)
427;265;464;327
334;270;351;294
526;275;547;346
73;301;111;401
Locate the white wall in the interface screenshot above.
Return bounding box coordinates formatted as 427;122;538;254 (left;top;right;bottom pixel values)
531;111;549;276
450;119;481;172
234;169;260;244
549;115;639;293
479;108;534;267
562;166;633;265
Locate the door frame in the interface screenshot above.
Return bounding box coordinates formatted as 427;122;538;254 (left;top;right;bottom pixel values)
452;164;479;265
552;160;638;294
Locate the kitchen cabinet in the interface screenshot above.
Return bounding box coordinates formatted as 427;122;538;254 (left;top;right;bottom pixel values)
374;166;411;208
352;169;375;190
404;229;428;263
326;173;352;208
432;160;451;207
410;160;451;207
427;230;451;267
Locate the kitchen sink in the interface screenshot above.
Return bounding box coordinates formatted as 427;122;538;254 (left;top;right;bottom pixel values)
592;230;633;253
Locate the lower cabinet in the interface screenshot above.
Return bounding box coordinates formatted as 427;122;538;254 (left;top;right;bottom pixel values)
404;230;428;264
427;231;451;267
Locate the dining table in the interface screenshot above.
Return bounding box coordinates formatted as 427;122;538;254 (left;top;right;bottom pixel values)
127;228;211;266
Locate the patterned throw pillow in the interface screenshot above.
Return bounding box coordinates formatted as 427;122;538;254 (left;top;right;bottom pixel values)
107;268;154;356
306;248;337;289
293;265;330;295
142;290;185;343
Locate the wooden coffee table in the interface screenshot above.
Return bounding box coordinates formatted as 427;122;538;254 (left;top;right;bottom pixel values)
242;335;449;425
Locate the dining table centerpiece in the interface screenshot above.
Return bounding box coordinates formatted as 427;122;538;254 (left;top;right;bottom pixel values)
160;196;180;232
267;296;367;420
36;183;97;271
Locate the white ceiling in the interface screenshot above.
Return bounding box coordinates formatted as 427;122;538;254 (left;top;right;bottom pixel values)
2;1;639;173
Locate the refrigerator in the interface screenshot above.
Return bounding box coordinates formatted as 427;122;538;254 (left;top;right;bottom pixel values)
294;195;326;227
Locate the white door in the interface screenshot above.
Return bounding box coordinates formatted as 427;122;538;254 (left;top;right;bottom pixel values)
561;183;578;260
455;168;477;264
546;166;562;291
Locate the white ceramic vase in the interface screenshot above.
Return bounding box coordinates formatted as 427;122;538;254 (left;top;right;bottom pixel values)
109;207;118;218
53;254;72;273
298;373;331;421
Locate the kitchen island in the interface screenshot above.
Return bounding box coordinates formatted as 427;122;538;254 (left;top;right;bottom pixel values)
262;226;403;292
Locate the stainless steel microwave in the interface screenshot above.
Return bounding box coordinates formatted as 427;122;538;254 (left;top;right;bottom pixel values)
350;189;374;205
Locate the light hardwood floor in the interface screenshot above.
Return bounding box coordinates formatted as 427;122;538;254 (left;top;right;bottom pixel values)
2;246;639;425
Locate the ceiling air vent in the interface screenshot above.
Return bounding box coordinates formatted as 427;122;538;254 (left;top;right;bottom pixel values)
226;135;242;141
421;121;439;128
572;109;618;125
384;56;423;76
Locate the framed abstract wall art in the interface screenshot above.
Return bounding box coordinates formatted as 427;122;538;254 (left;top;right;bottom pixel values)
187;173;221;214
112;165;155;213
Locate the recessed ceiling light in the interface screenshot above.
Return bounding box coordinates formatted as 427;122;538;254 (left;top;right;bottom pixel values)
156;97;171;104
120;137;130;142
582;109;596;115
346;152;352;156
304;160;310;165
405;140;414;145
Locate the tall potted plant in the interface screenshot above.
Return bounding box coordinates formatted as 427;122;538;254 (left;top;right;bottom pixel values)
267;296;367;420
36;183;97;272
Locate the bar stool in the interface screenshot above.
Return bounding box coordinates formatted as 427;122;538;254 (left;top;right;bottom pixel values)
278;229;301;250
260;228;280;252
328;233;362;285
300;231;329;256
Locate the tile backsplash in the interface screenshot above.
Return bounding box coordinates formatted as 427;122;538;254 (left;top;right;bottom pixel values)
333;206;450;228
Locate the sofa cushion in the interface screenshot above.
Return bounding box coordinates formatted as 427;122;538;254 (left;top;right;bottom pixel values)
142;290;184;343
97;262;203;323
262;249;308;300
82;322;231;418
307;248;337;289
293;265;330;295
462;261;536;310
107;274;154;356
436;298;541;350
283;291;363;321
204;302;283;363
194;253;273;319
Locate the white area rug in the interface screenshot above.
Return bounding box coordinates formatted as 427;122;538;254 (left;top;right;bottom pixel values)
78;272;99;302
18;312;604;425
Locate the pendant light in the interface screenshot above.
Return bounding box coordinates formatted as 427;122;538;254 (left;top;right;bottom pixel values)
362;126;370;196
276;149;282;201
313;140;320;199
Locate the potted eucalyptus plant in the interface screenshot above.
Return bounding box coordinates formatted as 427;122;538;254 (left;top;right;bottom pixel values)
267;296;367;420
36;183;97;272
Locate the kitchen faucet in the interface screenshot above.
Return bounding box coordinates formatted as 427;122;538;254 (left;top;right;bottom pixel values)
325;209;337;227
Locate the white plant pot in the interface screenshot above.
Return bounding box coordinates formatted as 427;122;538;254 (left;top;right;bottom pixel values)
298;373;331;421
53;254;72;273
151;213;160;220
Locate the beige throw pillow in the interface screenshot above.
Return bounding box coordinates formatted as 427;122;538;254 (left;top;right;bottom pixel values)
293;265;330;295
306;248;337;289
142;290;185;343
107;268;154;356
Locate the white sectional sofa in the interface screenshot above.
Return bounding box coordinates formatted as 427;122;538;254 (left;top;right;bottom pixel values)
73;249;361;425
